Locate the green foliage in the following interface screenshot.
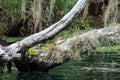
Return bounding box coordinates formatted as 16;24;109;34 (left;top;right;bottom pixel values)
0;23;7;31
0;65;8;73
28;48;38;58
5;37;23;42
0;35;7;40
0;0;22;34
44;0;77;24
82;21;92;30
0;0;92;37
3;65;8;72
0;36;23;42
40;44;49;50
96;45;120;52
0;0;91;36
1;0;21;19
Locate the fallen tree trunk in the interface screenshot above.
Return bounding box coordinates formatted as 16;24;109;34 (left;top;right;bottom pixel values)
14;26;120;72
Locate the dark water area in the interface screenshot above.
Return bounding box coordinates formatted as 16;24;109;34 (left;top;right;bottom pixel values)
1;52;120;80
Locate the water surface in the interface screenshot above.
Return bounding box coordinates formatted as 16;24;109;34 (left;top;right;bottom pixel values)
1;52;120;80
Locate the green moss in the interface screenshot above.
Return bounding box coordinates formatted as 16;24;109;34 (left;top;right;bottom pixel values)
28;48;38;58
5;37;24;42
96;45;120;52
3;65;8;73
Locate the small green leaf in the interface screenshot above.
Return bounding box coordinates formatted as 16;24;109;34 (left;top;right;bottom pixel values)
28;48;38;56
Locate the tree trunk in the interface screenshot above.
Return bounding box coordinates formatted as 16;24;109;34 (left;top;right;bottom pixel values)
14;26;120;72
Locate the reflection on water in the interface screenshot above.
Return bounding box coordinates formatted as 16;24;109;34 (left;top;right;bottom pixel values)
16;72;63;80
1;52;120;80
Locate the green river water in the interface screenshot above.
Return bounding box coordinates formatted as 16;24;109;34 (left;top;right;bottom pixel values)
0;52;120;80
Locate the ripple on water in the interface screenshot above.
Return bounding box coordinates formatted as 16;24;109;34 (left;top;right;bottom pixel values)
1;52;120;80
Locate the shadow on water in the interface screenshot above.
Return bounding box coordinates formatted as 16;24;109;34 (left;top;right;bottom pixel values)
16;72;65;80
1;51;120;80
0;72;65;80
